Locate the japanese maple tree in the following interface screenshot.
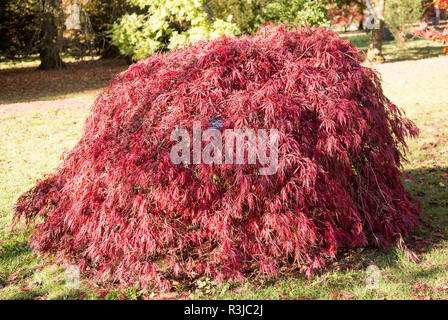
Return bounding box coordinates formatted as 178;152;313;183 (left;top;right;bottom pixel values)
14;25;420;290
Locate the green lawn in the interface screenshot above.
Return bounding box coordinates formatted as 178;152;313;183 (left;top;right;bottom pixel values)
339;32;447;62
0;49;447;299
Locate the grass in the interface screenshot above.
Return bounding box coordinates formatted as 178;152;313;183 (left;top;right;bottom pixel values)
0;54;102;70
0;110;95;299
0;58;127;104
0;42;447;300
339;31;447;62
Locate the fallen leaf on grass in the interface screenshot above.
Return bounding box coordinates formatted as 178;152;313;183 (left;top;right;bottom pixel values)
96;290;109;297
402;172;415;182
8;268;24;282
33;263;47;271
278;291;291;300
18;280;43;292
397;238;421;263
433;232;445;238
412;282;432;294
331;290;355;300
435;286;448;293
419;142;438;150
335;263;355;272
410;293;433;300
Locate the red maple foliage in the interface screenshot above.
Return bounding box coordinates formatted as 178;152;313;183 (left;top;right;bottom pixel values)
415;1;448;53
14;25;420;289
328;3;364;31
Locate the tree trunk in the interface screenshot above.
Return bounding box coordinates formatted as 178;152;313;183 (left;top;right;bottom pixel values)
38;46;65;70
367;0;385;62
435;7;440;25
358;6;364;30
358;18;364;31
202;1;214;23
37;0;65;70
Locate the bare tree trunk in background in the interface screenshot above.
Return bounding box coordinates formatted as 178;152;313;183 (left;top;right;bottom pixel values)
38;0;65;70
202;1;214;22
435;7;440;25
358;14;364;30
100;0;130;59
367;0;385;62
358;1;365;30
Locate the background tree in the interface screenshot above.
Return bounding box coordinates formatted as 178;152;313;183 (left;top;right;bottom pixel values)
0;0;65;69
0;0;40;61
210;0;328;35
110;0;329;60
367;0;386;61
110;0;239;60
327;1;365;32
0;0;130;67
323;0;367;30
385;0;424;45
262;0;328;26
82;0;130;58
208;0;266;34
37;0;65;70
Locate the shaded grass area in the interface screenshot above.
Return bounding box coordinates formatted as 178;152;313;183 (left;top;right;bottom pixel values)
340;32;447;62
0;58;127;104
0;56;447;299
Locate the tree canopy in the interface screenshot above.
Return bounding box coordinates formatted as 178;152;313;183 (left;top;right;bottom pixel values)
110;0;328;60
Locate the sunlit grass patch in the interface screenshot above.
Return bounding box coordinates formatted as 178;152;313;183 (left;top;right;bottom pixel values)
339;31;447;62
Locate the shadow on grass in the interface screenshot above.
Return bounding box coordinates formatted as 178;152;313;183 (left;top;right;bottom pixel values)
404;166;448;226
0;240;33;283
384;42;447;63
50;290;84;300
0;240;31;261
3;287;83;300
339;31;446;63
0;58;128;105
6;290;39;300
340;165;448;265
317;165;447;269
